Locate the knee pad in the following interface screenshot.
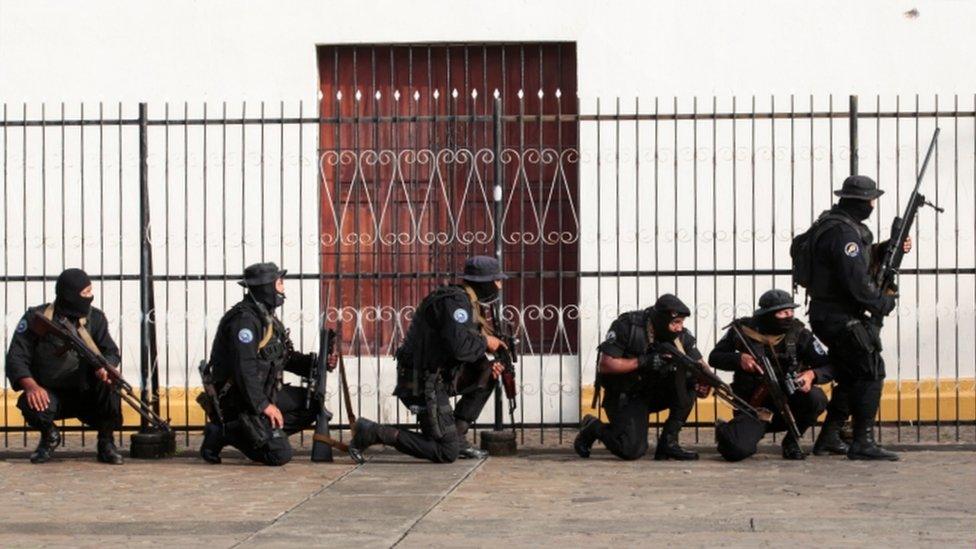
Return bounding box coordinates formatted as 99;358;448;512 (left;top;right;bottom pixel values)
716;416;765;462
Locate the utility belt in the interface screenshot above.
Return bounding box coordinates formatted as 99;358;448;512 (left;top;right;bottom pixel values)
808;298;865;321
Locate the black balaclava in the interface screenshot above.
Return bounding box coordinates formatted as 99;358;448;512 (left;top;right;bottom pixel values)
649;293;691;342
54;268;94;319
758;313;794;335
838;197;874;221
467;280;500;304
249;282;285;310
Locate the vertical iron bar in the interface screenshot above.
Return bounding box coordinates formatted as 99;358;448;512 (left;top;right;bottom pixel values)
138;102;160;423
183;102;189;445
849;95;858;176
492;96;504;432
934;94;940;442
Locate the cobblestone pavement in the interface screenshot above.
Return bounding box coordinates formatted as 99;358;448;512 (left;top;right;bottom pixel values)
0;442;973;548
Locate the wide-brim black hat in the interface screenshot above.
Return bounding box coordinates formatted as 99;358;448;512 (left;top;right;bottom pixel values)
754;289;799;317
461;255;509;282
833;175;885;200
238;262;287;287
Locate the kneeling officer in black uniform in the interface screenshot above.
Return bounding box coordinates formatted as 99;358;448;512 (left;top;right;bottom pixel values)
200;262;330;466
5;268;123;464
710;289;833;461
347;256;508;463
574;294;708;461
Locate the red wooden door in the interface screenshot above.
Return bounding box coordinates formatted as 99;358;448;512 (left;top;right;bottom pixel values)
317;44;578;356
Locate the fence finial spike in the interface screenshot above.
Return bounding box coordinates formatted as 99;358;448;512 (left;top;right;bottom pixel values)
433;89;440;100
517;89;524;99
336;90;343;101
413;90;420;101
537;89;544;99
394;89;401;101
555;88;562;98
471;89;478;99
493;88;500;99
375;90;382;100
452;88;459;99
354;89;362;101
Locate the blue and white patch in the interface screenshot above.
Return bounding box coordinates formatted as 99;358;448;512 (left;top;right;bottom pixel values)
238;328;255;344
16;318;28;334
452;308;469;324
844;242;860;257
605;330;616;341
812;338;827;356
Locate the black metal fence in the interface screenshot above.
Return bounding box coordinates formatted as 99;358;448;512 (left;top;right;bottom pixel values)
1;93;974;449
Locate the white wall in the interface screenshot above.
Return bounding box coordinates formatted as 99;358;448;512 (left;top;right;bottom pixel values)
2;0;975;102
1;0;974;426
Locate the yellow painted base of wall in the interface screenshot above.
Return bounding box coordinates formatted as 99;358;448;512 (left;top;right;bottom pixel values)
1;387;207;428
580;378;976;424
1;380;973;428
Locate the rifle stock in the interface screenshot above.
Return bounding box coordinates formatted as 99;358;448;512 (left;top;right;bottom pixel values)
725;321;803;442
489;303;519;425
654;341;770;423
28;311;171;433
309;328;337;461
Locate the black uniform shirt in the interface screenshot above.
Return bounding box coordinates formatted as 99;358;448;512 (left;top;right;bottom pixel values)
208;297;312;415
597;308;703;394
5;304;120;391
809;206;895;319
709;316;833;397
402;285;488;373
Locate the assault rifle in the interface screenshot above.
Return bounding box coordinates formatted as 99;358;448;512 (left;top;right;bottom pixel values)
725;321;803;443
654;341;770;424
874;128;944;297
28;312;172;433
308;327;342;460
489;303;519;426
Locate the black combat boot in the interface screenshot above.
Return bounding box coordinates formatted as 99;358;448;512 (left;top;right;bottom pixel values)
200;422;225;464
781;434;806;460
96;435;124;465
455;419;487;460
574;414;602;458
813;419;849;456
654;432;698;461
30;427;61;464
847;424;899;461
348;418;398;464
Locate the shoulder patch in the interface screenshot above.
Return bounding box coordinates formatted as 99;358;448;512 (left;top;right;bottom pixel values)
16;318;28;334
452;308;469;324
812;338;827;356
238;328;255;344
844;242;860;257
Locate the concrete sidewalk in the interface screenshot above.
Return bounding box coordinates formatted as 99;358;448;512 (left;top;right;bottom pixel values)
0;448;972;548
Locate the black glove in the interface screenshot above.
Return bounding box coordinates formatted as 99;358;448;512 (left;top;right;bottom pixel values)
880;295;897;317
638;352;668;376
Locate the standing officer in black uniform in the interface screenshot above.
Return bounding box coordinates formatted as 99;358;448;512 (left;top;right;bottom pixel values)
806;176;911;461
199;262;329;466
574;294;708;461
710;289;833;461
5;268;123;464
347;256;508;464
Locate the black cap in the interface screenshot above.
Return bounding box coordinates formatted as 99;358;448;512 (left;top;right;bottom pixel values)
238;262;287;287
55;268;92;297
754;289;799;316
652;293;691;318
834;175;884;200
460;255;509;282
